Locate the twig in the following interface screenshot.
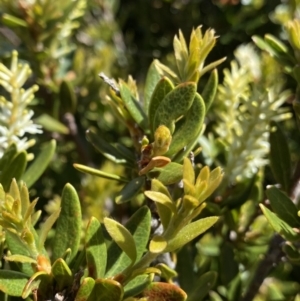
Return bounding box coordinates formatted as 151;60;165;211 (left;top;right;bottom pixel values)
241;234;284;301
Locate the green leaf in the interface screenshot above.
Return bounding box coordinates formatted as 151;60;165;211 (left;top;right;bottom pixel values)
75;277;95;301
153;82;196;134
113;143;136;164
59;80;77;114
252;35;277;56
144;60;163;113
116;176;145;204
124;275;152;299
201;69;218;112
93;279;123;301
105;207;151;277
167;93;205;156
0;143;17;171
86;129;132;165
219;243;238;285
38;208;61;252
166;216;219;252
283;243;300;264
142;282;187;301
1;13;27;27
0;271;29;296
177;245;196;293
73;164;129;183
22;140;56;188
104;218;137;265
4;255;36;264
119;80;148;130
51;258;73;291
0;151;27;191
35;114;69;134
22;271;51;299
260;204;300;241
188;271;217;301
5;230;33;275
269;121;291;192
148;77;174;134
264;34;289;54
149;162;183;185
85;217;107;279
266;186;300;227
52;183;82;264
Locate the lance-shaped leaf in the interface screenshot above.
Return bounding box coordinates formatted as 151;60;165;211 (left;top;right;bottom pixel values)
0;143;17;171
266;187;300;227
1;151;27;191
153;82;196;134
93;279;124;301
151;179;173;229
144;60;163;112
9;179;20;209
174;30;189;80
105;207;151;277
116;176;145;204
260;204;300;242
4;255;36;264
149;162;183;185
86;129;132;165
269;121;291;192
104;218;137;265
183;157;195;186
119;80;148;130
264;34;290;55
35;114;69;134
2;13;27;27
142;282;187;301
74;164;128;182
124;275;152;299
149;77;174;134
165;216;219;252
5;230;34;276
22;140;56;188
202;69;218;112
166;93;205;156
85;217;107;279
59;80;77;114
51;258;73;291
20;183;30;217
144;191;177;214
188;271;217;301
113;143;136;164
0;271;29;297
52;184;82;264
75;277;95;301
38;208;61;252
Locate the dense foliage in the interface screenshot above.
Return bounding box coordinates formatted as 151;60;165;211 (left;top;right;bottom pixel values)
0;0;300;300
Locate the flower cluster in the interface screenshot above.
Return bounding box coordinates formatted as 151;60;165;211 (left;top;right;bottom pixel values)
0;51;42;158
206;44;292;183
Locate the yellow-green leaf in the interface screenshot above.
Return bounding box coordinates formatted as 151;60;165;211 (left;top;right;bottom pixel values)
166;216;219;252
104;218;137;264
